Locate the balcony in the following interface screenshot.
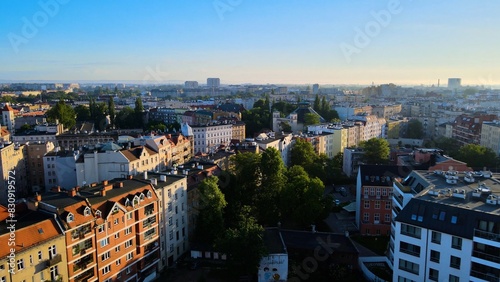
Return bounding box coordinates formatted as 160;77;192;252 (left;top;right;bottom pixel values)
46;254;62;267
475;229;500;242
394;181;411;193
74;268;94;282
394;194;403;207
400;248;420;257
473;250;500;264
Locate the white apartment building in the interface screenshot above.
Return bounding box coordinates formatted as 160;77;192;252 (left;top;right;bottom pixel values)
392;170;500;282
481;121;500;155
190;123;232;154
143;172;188;270
254;132;294;166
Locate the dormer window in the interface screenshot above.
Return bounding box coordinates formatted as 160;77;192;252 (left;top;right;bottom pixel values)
133;196;139;207
125;199;131;207
84;207;91;216
147;191;152;198
112;206;119;214
140;193;145;201
95;210;102;218
67;213;74;223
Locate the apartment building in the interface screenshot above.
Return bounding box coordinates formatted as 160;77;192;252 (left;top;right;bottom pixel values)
35;177;161;282
0;142;27;205
356;165;411;236
190;122;232;154
481;121;500;155
44;149;81;190
27;141;55;192
392;170;500;282
231;121;246;142
142;172;188;270
452;113;497;146
0;205;68;282
254;132;294;166
307;124;348;157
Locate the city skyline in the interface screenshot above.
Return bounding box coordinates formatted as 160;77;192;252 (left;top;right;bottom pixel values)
1;1;500;86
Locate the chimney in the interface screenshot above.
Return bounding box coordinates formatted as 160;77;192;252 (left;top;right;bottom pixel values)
114;181;124;188
101;189;106;196
75;186;80;192
311;225;316;233
104;184;113;191
68;189;77;197
51;186;61;192
144;171;148;180
102;180;108;186
35;193;42;202
127;175;133;180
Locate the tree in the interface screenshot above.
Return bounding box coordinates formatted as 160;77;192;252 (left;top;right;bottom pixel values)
406;119;424;139
216;206;266;278
304;113;320;127
46;99;76;129
280;166;329;227
313;94;321;112
74;105;91;122
135;97;144;128
20;124;32;131
290;139;317;169
456;144;497;169
433;137;461;157
257;148;287;225
115;106;137;129
359;138;390;164
196;176;227;245
108;97;116;128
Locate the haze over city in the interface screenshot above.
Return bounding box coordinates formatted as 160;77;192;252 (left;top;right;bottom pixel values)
1;0;500;86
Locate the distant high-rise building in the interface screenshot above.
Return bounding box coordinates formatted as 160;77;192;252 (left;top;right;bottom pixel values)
313;83;319;94
448;78;461;89
207;78;220;88
184;81;198;88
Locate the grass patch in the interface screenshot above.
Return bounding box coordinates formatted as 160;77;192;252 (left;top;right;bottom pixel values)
351;235;389;256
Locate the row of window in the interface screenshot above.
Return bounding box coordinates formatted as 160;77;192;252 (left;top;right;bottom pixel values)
363;213;391;223
363;200;391;209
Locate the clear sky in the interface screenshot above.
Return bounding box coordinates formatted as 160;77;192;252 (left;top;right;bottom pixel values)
1;0;499;86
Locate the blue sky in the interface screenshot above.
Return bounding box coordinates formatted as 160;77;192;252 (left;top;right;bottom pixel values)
1;0;499;85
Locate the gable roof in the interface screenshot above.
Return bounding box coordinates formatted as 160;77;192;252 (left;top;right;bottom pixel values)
359;165;412;186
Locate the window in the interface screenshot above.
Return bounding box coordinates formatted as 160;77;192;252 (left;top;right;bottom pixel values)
431;231;441;244
102;265;111;274
101;251;110;261
100;238;110;247
363;213;369;222
169;244;174;252
375;201;380;209
450;256;461;269
38;251;42;260
127;212;132;220
398;259;419;275
168;217;173;226
115;233;120;239
67;213;74;222
126;252;133;261
116;259;121;266
168;189;172;197
399;241;420;257
168;202;172;212
382;188;387;196
430;250;440;263
17;259;24;271
169;230;173;240
451;215;458;224
115;246;120;253
374;213;380;223
50;265;58;281
428;268;439;281
400;224;421;239
84;206;91;216
48;245;56;259
125;239;133;248
384;214;391;222
114;219;119;225
125;227;132;235
451;236;462;250
126;266;131;274
98;225;104;233
364;201;370;208
449;274;459;282
385;201;391;209
95;210;102;218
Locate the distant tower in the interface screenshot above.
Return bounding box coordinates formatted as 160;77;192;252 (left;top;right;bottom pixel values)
313;84;319;94
448;78;461;89
2;104;15;133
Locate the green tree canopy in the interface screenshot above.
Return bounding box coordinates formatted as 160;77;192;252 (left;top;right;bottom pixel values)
456;144;497;169
290;138;317;168
74;105;90;122
304;113;320;127
406;119;424;139
108;97;116;128
196;176;227;245
46;99;76;129
359;138;390;164
433;137;461;157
